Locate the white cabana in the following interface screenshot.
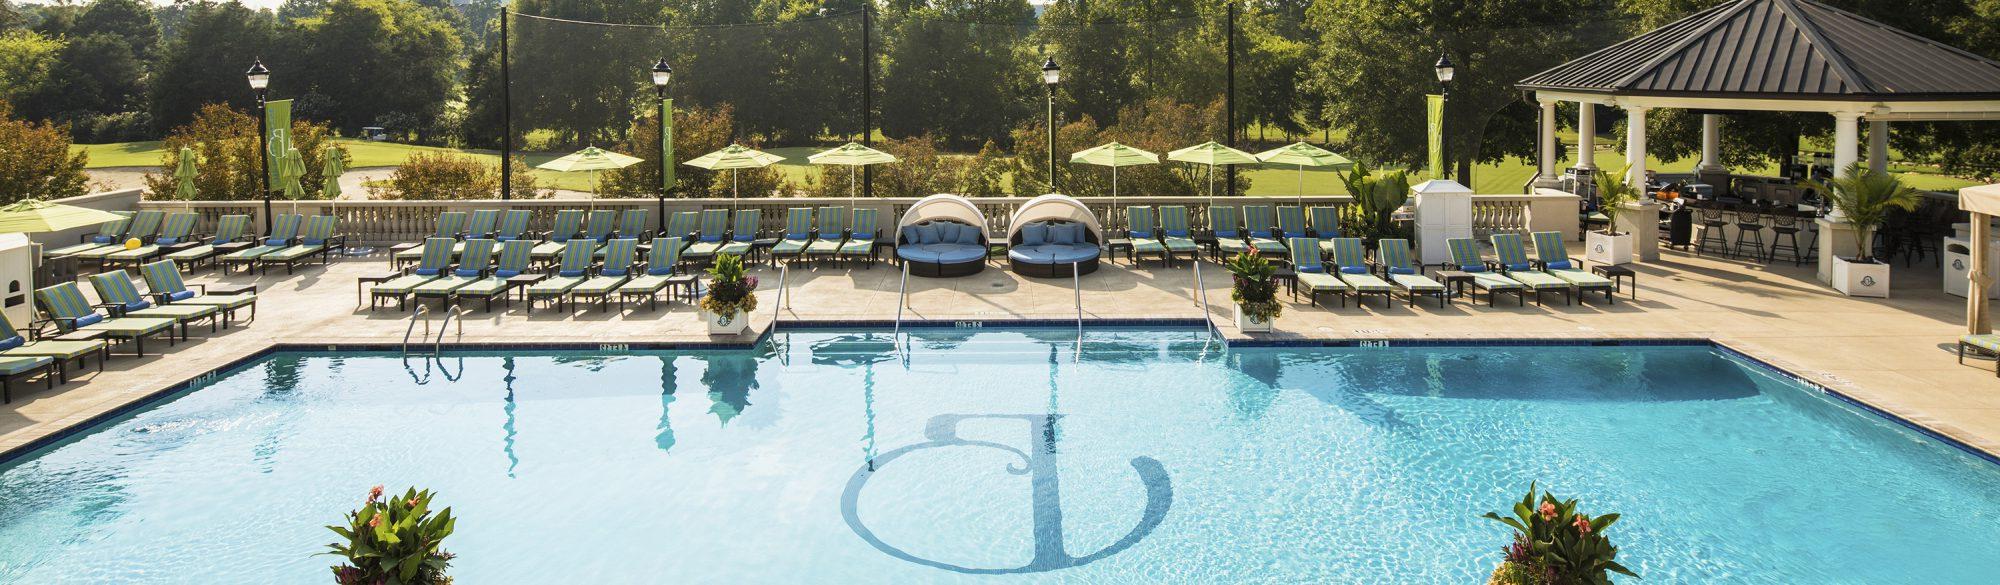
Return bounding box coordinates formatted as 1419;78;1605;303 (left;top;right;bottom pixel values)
899;194;987;233
1007;193;1102;241
1960;184;2000;335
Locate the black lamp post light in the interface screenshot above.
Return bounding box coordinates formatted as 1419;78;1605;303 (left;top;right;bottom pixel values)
1433;52;1455;182
650;58;673;232
246;59;273;234
1041;56;1060;193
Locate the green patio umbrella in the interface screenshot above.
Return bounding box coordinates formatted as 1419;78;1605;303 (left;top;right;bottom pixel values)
538;147;644;203
684;144;785;209
321;151;345;201
0;199;129;234
1255;141;1353;208
807;142;897;208
277;147;306;211
1167;141;1259;200
172;147;198;200
1071;142;1159;229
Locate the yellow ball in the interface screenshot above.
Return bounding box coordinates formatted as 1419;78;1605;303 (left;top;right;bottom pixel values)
124;238;142;250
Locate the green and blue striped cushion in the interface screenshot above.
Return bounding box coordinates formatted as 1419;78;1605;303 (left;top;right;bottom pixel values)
697;209;730;242
465;209;499;236
548;210;585;242
414;238;455;276
496;210;533;240
492;240;535;277
648;237;683;275
556;240;596;277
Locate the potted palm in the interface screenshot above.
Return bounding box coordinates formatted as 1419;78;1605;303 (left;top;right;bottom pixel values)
1224;250;1280;332
1585;179;1640;266
325;486;456;585
1812;165;1920;297
699;253;759;335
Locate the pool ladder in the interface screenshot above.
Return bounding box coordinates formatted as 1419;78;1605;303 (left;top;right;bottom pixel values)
1193;259;1222;347
893;262;909;354
401;303;464;356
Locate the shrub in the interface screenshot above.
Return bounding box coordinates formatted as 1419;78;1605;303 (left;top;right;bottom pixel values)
1335;162;1413;245
368;152;546;200
0;99;91;204
699;253;759;316
324;485;456;585
143;103;348;201
600;103;739;199
1482;483;1637;585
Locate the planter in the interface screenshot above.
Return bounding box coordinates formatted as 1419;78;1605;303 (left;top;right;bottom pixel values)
1235;304;1273;333
702;309;750;336
1831;256;1891;298
1585;231;1634;266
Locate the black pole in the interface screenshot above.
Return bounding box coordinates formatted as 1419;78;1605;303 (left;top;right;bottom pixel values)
658;89;669;232
861;6;873;199
500;10;512;200
1047;83;1056;193
1225;1;1237;197
257;92;272;234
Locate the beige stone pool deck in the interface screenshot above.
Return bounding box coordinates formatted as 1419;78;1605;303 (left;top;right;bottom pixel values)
3;243;1997;461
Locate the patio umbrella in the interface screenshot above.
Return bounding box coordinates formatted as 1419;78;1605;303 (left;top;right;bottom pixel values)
1255;141;1353;208
278;147;306;212
538;147;644;204
807;142;897;208
172;147;198;200
321;151;345;201
684;144;784;210
1070;142;1159;230
1167;141;1258;201
0;199;129;234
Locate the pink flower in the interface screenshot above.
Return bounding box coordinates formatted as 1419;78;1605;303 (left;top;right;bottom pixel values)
367;485;383;502
407;498;418;508
1538;502;1556;520
1573;515;1592;535
367;515;382;528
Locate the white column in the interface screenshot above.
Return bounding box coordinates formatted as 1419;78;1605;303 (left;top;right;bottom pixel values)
1539;99;1558;176
1868;119;1889;175
1624;105;1649;187
1574;102;1596;171
1832;111;1862;177
1698;114;1725;173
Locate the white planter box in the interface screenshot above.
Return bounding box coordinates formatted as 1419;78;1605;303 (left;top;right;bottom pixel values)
702;309;750;336
1234;304;1273;333
1585;231;1634;266
1832;256;1890;298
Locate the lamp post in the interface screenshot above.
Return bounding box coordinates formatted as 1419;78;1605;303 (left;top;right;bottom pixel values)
1433;52;1455;182
1041;56;1061;193
651;58;672;233
246;59;272;234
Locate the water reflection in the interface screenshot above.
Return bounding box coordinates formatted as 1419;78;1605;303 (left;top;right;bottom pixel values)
699;353;759;426
807;334;899;470
1225;351;1281;421
501;357;519;477
656;356;677;454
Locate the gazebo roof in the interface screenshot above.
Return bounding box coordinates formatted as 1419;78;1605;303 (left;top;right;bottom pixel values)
1518;0;2000;101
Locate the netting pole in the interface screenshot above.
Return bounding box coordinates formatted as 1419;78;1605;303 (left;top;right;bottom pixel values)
500;10;512;201
862;6;875;199
1225;2;1238;198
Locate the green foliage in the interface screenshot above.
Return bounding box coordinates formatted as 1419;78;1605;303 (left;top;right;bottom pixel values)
282;0;462;138
142;103;347;201
148;1;277;131
367;151;546;200
603;103;742;199
1009;98;1244;197
1482;483;1637;585
0;30;60;107
1593;179;1639;235
700;253;759;316
324;485;456;585
1224;251;1281;321
0;99;91;203
1809;164;1923;263
1336;162;1412;244
877;1;1035;149
25;33;146;128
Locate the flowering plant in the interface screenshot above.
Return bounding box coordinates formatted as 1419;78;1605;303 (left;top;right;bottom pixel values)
1482;483;1635;585
325;485;456;585
699;253;759;316
1224;249;1281;321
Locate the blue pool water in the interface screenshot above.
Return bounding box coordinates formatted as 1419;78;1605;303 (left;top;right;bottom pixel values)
1;329;1997;583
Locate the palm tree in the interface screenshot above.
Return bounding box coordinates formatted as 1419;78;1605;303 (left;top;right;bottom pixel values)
1810;164;1921;263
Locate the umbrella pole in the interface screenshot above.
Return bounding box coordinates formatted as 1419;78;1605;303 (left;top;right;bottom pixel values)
1112;165;1120;232
731;169;739;211
1296;163;1304;209
849;165;858;210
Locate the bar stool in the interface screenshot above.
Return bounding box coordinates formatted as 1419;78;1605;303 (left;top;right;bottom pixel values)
1696;205;1730;256
1732;204;1768;260
1767;210;1805;265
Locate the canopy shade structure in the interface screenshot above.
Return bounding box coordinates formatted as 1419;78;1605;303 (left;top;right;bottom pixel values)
539;147;645;172
0;199;129;234
684;144;784;206
1007;194;1103;241
898;194;987;231
808;142;897;207
1071;142;1158;229
1168;142;1259;199
1962;183;2000;336
1255;142;1353;207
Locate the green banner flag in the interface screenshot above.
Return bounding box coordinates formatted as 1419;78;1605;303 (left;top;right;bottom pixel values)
1426;94;1443;178
661;98;675;195
264;99;293;187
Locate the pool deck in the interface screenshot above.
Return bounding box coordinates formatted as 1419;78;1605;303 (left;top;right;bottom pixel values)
3;244;1997;460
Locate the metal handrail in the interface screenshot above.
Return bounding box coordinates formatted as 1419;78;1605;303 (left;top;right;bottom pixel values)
1072;261;1083;344
893;262;909;353
401;305;430;355
771;264;790;326
1194;259;1221;343
435;304;464;354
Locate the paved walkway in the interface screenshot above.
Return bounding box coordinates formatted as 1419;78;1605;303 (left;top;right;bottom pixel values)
3;244;1996;459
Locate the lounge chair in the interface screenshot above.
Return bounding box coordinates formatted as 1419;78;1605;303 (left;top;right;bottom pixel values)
88;271;219;338
1125;206;1167;266
1491;233;1574;306
581;209;618;245
837;209;878;266
166;214;249;273
1309;207;1342;257
1530;231;1616;304
493;210;534;242
139;260;257;325
256;215;344;274
371;238;455;311
1959;334;2000;377
662;211;699;243
0;354;53;403
219;214;301;274
1241;205;1283;253
718;209;761;260
74;210;163;268
463;209;499;239
1328;238;1397;308
1276;205;1307;242
1444;238;1526;307
105;212;196;270
1209;206;1248;258
34;282;176;357
570;238;637;312
396;212;466;265
772;207;814;262
1285;237;1348;308
805;206;847;263
413;239;496;306
619;237;686;311
525;239;598;313
615;209;652;241
46;212;132;258
1158;205;1197;264
531;210;586;262
0;310;107;385
1375;239;1449;307
684;209;733;260
452;240;537;312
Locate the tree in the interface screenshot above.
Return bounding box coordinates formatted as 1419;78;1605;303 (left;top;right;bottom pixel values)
878;1;1035;149
0;100;91;203
0;30;59;109
27;33;147;124
366;152;546;199
1;0;23;31
148;1;276;132
281;0;462;138
602;103;745;199
74;0;160;58
1009;97;1241;198
143;103;346;201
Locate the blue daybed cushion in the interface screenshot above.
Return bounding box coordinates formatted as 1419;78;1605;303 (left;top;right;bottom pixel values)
901;226;920;245
916;223;940;245
1049;223;1074;245
931;244;985;264
1023;223;1048;246
897;247;942;262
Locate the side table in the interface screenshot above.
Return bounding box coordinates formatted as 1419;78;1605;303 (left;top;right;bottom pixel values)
1434;270;1475;300
1592;264;1637;299
357;273;398;305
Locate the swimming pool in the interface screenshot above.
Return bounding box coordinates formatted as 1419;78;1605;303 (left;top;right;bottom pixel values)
1;328;1997;583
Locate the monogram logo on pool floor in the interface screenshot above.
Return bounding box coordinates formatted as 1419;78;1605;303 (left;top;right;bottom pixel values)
841;414;1173;574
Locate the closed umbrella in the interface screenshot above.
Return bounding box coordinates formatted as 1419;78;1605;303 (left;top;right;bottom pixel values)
172;147;198;200
0;199;129;234
684;144;785;210
1255;142;1353;208
277;147;307;212
321;151;345;200
1167;141;1259;202
1070;142;1159;230
807;142;897;209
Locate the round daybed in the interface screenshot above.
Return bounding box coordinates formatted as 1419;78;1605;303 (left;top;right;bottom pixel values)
896;194;990;277
1006;194;1102;278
